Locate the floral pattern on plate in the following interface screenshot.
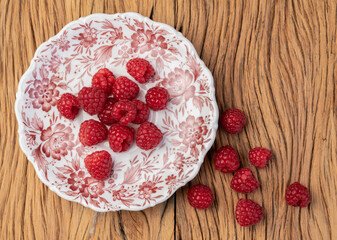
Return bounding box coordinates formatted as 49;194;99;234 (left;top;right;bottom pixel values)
15;13;218;211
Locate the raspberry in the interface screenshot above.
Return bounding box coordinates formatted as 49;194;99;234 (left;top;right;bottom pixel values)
231;168;260;193
108;124;135;152
220;109;246;134
132;99;150;124
235;199;263;226
145;87;169;111
92;68;115;95
84;151;113;180
98;98;118;125
136;122;163;150
112;100;137;125
126;58;155;83
79;119;108;146
249;147;273;168
187;184;214;209
214;145;240;173
112;76;139;100
285;182;310;207
78;87;108;115
57;93;80;120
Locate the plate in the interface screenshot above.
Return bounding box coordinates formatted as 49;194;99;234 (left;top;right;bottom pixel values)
15;13;218;211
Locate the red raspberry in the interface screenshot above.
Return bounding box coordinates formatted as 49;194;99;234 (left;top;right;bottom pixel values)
136;122;163;150
57;93;80;120
145;87;169;111
249;147;273;168
126;58;155;83
108;124;135;152
112;76;139;100
112;100;137;125
235;199;263;226
98;98;118;125
84;151;113;180
187;184;214;209
220;109;246;134
78;87;108;115
231;168;260;193
285;182;310;207
132;99;150;124
79;119;108;146
214;145;240;173
92;68;116;95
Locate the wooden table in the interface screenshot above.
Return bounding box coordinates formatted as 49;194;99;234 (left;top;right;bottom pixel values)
1;0;337;239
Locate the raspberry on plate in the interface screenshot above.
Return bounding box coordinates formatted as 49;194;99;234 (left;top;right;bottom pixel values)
112;100;137;125
108;124;135;152
285;182;310;207
112;76;139;100
188;184;214;209
145;87;169;111
84;151;113;180
220;108;246;134
249;147;273;168
235;199;263;226
136;122;163;150
92;68;115;95
78;87;108;115
57;93;80;120
126;58;155;83
98;98;118;125
231;168;260;193
214;145;240;173
79;119;108;146
132;99;150;124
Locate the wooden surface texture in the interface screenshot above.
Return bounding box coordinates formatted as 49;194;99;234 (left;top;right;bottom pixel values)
1;0;337;239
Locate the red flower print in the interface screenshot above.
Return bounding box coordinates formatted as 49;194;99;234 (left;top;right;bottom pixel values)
109;27;123;43
179;116;207;156
165;174;177;185
68;171;87;191
85;178;105;198
118;45;133;59
130;29;155;54
149;35;168;57
40;123;75;160
76;27;98;48
28;78;59;112
138;181;158;199
112;186;127;201
56;33;70;51
172;153;186;174
161;68;195;105
48;54;62;73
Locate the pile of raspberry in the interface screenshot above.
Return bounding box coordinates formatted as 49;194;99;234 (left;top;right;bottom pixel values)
187;109;311;227
57;58;169;181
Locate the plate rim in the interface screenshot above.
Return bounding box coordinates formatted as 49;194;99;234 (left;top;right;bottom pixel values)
15;12;219;212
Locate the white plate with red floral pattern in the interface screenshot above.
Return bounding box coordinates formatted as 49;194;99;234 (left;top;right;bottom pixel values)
15;13;218;211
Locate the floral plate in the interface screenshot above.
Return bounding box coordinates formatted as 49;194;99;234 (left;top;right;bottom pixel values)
15;13;219;211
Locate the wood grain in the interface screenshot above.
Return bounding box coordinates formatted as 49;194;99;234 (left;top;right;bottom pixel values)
1;0;337;239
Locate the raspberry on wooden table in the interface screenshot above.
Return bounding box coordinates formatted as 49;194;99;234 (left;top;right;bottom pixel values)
136;122;163;150
78;87;108;115
187;184;214;209
112;76;139;100
108;124;135;152
231;168;260;193
132;99;150;124
235;199;263;226
57;93;80;120
145;87;169;111
285;182;310;207
79;119;108;146
92;68;115;95
126;58;155;83
220;108;246;134
214;145;240;173
98;98;118;125
249;147;273;168
84;151;113;180
112;100;137;125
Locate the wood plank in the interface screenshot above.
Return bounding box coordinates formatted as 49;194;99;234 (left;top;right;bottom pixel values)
1;0;336;239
